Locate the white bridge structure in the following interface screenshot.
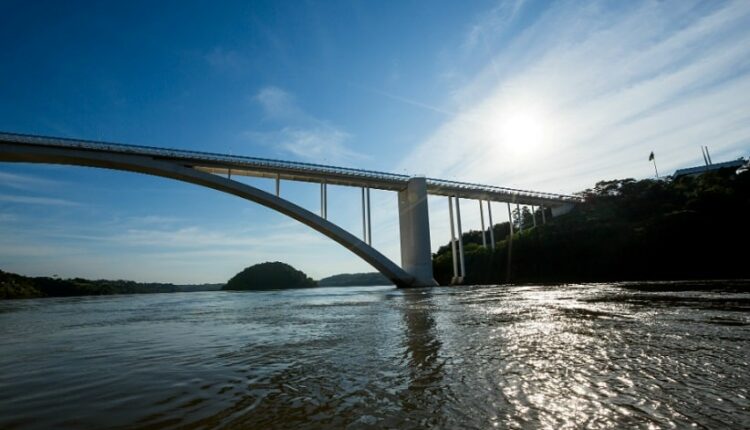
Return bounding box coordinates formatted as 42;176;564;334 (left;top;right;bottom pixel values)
0;132;580;287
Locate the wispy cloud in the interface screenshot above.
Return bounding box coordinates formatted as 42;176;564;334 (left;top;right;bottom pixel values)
246;86;365;163
0;193;80;206
254;86;300;120
0;171;62;191
245;126;358;163
0;212;17;222
462;0;527;53
111;225;327;249
393;0;750;252
350;82;460;118
401;0;750;194
127;215;183;226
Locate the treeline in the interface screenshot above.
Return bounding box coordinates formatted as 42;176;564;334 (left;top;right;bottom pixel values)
318;272;391;287
433;169;750;284
223;262;317;291
0;270;222;300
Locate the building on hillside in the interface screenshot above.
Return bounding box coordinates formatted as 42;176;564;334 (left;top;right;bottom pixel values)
737;159;750;175
672;157;746;179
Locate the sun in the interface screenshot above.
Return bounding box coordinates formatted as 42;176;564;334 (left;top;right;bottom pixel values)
500;110;547;159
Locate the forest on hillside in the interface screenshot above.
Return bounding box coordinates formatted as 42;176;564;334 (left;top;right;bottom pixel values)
0;270;222;300
433;169;750;284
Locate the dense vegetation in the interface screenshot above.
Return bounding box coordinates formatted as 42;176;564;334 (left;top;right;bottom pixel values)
318;272;392;286
223;261;317;290
0;270;222;300
433;169;750;284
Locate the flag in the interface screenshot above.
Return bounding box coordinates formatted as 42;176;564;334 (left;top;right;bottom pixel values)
648;151;654;161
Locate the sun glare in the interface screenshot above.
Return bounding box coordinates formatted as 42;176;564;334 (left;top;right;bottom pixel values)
500;110;547;159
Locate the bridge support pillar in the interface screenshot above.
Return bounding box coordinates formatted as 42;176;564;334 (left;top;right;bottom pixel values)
487;201;495;250
398;177;436;287
479;200;487;247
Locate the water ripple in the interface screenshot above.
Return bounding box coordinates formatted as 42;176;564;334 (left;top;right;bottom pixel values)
0;283;748;428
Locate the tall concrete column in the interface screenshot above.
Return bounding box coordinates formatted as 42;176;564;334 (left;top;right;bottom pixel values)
398;177;436;287
448;196;459;283
320;181;327;219
455;196;466;283
479;200;487;247
366;188;372;245
487;201;495;250
361;187;367;240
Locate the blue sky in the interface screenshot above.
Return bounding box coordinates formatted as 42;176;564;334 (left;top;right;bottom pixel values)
1;0;749;283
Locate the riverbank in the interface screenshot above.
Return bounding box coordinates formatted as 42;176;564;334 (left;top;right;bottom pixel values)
0;269;222;300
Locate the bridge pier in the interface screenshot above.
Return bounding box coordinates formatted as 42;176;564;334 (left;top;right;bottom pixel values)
361;187;372;244
487;201;495;250
320;181;327;219
448;196;459;284
398;177;437;287
366;188;372;245
455;196;466;284
479;200;487;247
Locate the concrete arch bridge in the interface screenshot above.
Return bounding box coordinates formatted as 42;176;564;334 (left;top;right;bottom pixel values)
0;132;579;287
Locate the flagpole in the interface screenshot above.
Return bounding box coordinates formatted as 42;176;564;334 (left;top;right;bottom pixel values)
649;151;659;178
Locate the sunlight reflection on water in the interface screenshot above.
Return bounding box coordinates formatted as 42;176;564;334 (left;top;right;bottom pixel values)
0;283;748;429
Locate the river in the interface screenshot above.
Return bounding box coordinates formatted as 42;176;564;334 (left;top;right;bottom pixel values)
0;283;748;429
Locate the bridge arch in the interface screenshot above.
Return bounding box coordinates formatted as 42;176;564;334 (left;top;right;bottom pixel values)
0;143;419;287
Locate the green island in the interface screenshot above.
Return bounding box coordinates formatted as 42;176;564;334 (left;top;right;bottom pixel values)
434;169;750;284
223;261;317;291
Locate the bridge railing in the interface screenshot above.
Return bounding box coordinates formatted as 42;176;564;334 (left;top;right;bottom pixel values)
0;131;411;182
426;177;582;203
0;131;582;203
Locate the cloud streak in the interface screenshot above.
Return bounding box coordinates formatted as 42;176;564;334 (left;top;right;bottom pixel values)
0;193;80;206
395;0;750;252
0;171;62;191
247;86;365;163
401;0;750;193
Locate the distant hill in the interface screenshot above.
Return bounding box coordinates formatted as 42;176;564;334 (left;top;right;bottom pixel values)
0;269;222;300
223;262;316;291
318;272;392;287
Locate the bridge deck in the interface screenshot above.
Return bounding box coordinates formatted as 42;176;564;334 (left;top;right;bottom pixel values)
0;132;580;206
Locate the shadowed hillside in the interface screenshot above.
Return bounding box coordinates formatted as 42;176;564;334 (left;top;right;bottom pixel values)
223;262;317;290
0;270;222;300
433;169;750;284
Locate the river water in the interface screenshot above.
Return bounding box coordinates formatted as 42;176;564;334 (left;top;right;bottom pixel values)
0;283;748;429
